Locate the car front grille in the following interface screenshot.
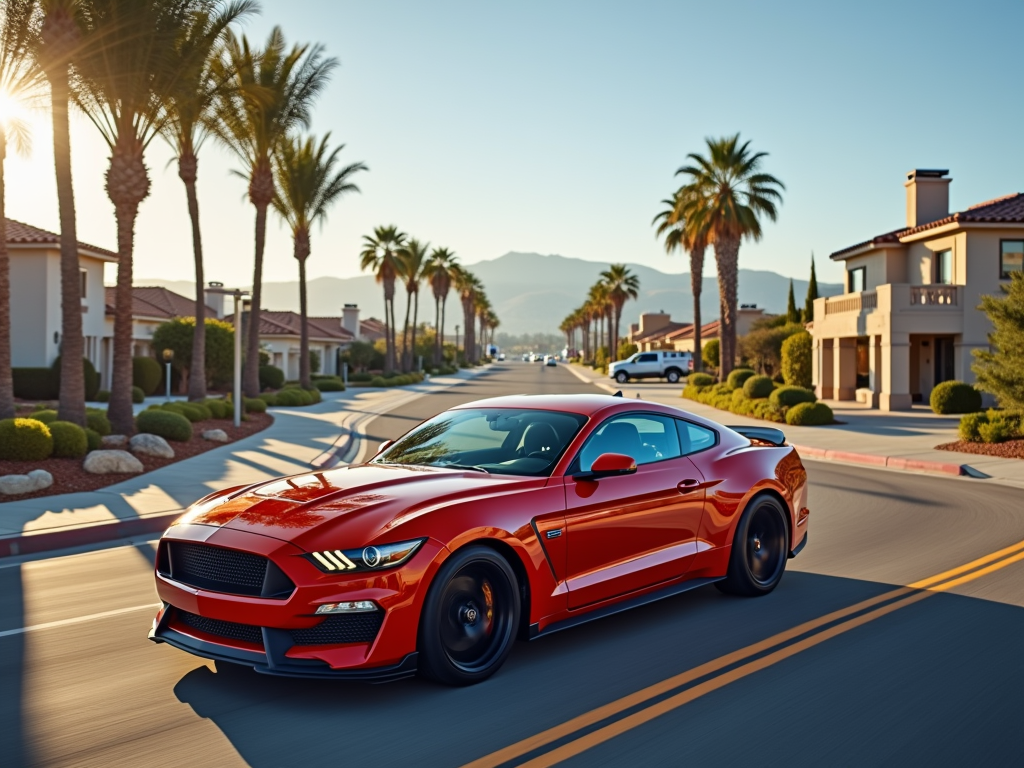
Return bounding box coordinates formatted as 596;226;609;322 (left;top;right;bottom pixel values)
290;613;385;646
165;542;294;598
177;609;264;646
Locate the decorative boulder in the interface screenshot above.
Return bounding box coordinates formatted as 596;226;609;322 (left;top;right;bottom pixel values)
102;434;128;448
129;433;175;459
0;469;54;495
83;450;144;475
202;429;229;443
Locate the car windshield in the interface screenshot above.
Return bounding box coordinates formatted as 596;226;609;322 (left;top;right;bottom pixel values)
373;408;588;477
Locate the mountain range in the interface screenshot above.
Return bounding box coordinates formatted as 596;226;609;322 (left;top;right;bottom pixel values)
138;251;842;335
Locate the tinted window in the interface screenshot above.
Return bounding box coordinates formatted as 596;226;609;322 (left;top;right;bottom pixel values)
1001;240;1023;279
676;420;717;455
848;267;865;293
576;413;682;471
637;353;658;363
935;249;952;284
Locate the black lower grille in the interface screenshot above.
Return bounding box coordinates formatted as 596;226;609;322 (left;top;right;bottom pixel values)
177;610;264;646
168;542;273;597
290;612;384;645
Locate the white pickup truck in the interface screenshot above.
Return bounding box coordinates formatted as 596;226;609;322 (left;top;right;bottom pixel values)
608;350;692;384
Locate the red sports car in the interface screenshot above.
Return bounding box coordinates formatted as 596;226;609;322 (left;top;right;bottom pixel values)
150;394;809;685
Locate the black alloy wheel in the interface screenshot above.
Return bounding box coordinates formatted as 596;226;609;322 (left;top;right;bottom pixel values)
716;495;789;596
615;371;629;383
418;545;520;685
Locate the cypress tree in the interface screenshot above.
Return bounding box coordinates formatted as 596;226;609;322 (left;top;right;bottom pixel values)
804;253;819;322
786;279;800;323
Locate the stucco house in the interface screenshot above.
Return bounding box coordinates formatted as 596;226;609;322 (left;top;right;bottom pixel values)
628;307;767;354
811;169;1024;410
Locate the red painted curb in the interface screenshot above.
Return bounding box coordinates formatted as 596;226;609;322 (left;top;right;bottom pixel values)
791;444;968;477
0;510;182;558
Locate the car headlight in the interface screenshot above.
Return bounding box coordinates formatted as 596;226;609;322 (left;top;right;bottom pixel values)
305;538;425;573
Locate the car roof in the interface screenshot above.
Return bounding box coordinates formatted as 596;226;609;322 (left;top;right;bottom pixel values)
450;393;708;421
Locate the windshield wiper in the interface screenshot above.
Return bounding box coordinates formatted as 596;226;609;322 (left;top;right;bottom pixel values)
441;463;491;474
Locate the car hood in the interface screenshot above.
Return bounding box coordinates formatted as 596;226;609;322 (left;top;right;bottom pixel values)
174;463;539;551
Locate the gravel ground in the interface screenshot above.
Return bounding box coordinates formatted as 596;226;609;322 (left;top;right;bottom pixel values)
0;412;273;501
935;438;1024;460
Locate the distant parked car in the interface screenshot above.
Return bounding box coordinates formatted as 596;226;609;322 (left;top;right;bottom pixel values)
497;353;506;361
608;350;692;384
545;355;557;367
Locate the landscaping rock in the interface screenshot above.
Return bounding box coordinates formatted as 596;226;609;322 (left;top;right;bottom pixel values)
202;429;229;443
83;450;144;475
0;469;54;495
102;434;128;448
129;433;175;459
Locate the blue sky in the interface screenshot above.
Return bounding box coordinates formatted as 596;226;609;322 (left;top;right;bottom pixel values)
5;0;1023;289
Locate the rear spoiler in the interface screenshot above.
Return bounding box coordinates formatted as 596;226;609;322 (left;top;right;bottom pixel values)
725;425;787;447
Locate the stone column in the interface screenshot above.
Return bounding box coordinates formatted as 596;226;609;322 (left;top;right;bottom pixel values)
867;335;881;408
818;337;834;399
834;337;857;401
880;332;912;411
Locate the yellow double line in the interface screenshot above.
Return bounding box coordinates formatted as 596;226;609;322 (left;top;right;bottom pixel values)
464;538;1024;768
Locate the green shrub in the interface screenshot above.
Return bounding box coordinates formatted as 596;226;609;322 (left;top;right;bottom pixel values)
688;372;715;388
731;388;747;406
136;409;193;442
781;332;813;388
203;399;229;419
31;409;59;424
243;397;266;414
0;418;54;460
770;385;818;409
370;375;387;387
257;393;278;406
306;387;322;403
51;356;100;400
274;389;302;406
259;365;285;390
86;411;112;436
350;372;373;383
133;356;163;395
743;375;774;399
96;390;110;402
12;367;58;400
702;339;720;369
314;378;344;392
958;412;987;442
978;420;1013;443
727;368;756;390
131;385;146;404
49;421;88;458
750;400;785;423
84;427;103;452
786;402;834;426
930;381;982;415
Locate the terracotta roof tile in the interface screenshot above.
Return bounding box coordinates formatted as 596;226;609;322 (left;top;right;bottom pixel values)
633;321;690;343
6;218;117;258
667;320;720;340
105;286;218;319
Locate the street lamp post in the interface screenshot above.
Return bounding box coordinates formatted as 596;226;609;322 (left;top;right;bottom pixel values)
162;349;174;402
206;282;251;428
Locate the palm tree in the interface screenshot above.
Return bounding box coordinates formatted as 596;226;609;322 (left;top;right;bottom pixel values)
360;225;406;373
36;0;86;425
601;263;639;359
475;292;491;358
74;0;216;434
676;134;784;379
588;281;611;358
0;0;43;419
213;27;336;396
451;266;480;364
423;246;456;366
273;132;366;388
654;187;708;372
160;0;255;402
396;238;429;372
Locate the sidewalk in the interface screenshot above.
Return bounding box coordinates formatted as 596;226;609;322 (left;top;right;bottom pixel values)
565;364;1024;490
0;369;488;556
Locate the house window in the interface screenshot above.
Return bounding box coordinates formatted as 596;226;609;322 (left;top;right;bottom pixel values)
848;267;865;293
80;270;88;299
935;249;952;284
1001;240;1023;279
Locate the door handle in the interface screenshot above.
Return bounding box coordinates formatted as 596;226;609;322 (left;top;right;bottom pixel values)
677;479;701;493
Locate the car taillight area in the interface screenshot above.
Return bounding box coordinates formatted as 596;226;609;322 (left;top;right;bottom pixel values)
156;540;295;599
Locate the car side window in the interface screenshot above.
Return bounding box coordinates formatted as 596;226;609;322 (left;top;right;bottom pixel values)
637;353;658;363
576;413;682;471
676;420;717;455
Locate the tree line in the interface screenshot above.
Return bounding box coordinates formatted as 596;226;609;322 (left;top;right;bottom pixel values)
560;264;640;365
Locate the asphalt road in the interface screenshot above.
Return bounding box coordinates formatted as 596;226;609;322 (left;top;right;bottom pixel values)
2;363;1022;767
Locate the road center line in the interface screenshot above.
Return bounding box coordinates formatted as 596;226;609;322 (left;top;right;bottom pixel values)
463;538;1024;768
0;603;159;638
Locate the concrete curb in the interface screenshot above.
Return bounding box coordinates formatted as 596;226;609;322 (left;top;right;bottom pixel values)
791;444;981;478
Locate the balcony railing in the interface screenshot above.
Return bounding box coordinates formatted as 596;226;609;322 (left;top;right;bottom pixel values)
824;291;877;316
910;285;957;306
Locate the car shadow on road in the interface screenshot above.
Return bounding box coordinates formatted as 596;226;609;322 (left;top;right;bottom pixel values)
170;571;1024;767
0;565;29;766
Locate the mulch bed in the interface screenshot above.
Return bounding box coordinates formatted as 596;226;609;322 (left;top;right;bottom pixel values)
935;439;1024;460
0;412;273;502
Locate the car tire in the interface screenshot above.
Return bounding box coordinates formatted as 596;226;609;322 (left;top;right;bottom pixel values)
665;368;681;384
417;545;520;686
615;371;629;384
716;495;789;597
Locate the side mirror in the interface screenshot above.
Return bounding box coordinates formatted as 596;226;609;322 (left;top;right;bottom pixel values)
573;452;637;481
377;440;393;455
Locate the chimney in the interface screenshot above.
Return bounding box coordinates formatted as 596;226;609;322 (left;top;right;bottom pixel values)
341;303;360;339
204;281;225;319
905;169;951;228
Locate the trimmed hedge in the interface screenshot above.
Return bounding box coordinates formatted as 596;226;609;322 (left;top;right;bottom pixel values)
314;378;344;392
786;402;834;426
133;356;163;395
131;386;146;404
930;381;982;415
96;390;110;402
50;421;89;458
743;375;775;399
84;427;103;452
770;386;817;409
203;399;229;419
31;409;59;424
688;373;715;388
0;418;53;461
726;368;756;390
781;332;812;388
259;365;285;390
86;410;112;436
243;397;266;414
958;409;1022;443
136;409;193;442
12;368;58;400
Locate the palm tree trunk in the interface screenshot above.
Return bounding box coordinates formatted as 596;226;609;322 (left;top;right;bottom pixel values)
690;245;704;373
411;290;419;372
401;288;412;372
380;287;391;372
433;295;440;366
388;296;398;373
0;132;13;419
180;151;206;401
298;253;310;389
440;296;447;364
715;237;740;379
243;201;268;397
50;66;86;426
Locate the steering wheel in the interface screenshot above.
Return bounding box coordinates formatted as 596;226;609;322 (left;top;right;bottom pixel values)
526;450;551;460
